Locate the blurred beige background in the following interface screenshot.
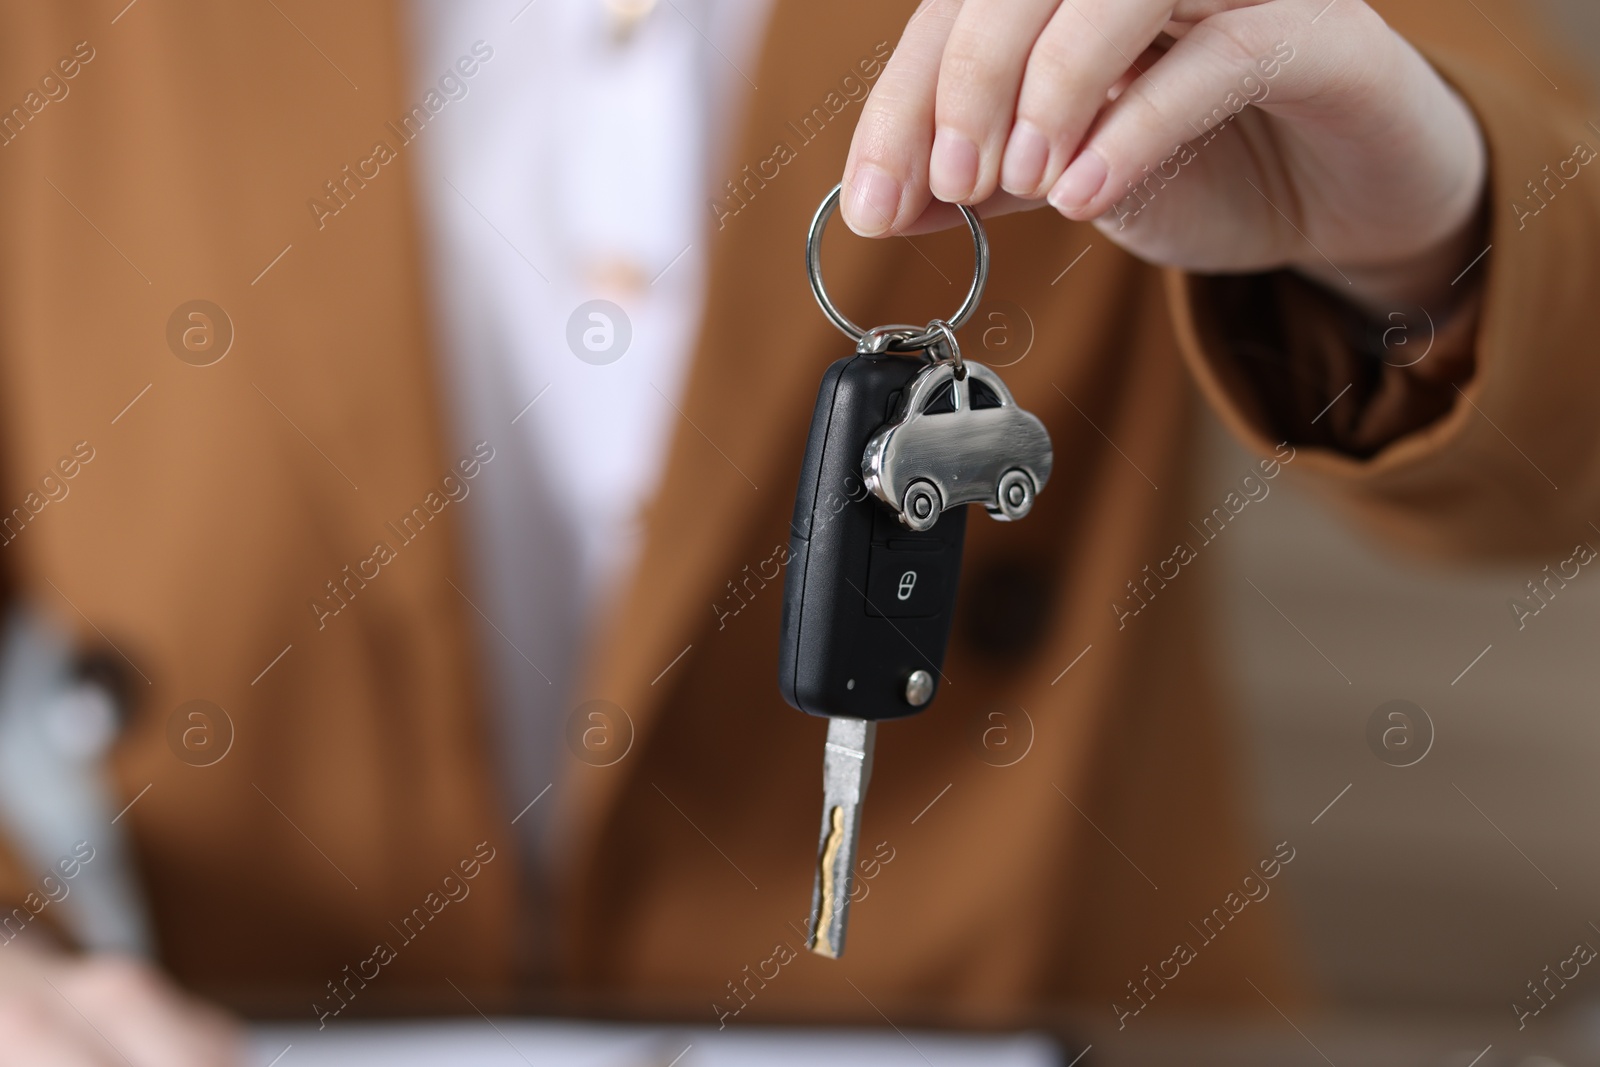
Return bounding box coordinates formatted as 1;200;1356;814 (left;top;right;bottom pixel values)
1212;0;1600;1023
1543;0;1600;71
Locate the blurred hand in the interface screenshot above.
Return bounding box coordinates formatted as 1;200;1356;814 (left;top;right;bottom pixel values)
842;0;1487;313
0;945;244;1066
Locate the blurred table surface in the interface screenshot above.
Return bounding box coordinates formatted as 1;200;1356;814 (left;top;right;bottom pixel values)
250;1013;1600;1067
248;1019;1060;1066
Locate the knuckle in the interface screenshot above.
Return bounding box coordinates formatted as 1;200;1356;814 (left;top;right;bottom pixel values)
1322;15;1398;104
938;38;987;88
1116;79;1165;128
937;32;1011;122
852;107;911;172
1023;34;1082;89
1190;16;1265;73
1014;58;1097;139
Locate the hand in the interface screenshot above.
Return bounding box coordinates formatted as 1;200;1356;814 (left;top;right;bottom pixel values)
0;945;244;1066
842;0;1488;314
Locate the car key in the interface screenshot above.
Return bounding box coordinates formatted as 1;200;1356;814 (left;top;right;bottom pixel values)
780;342;969;723
780;186;1052;958
780;335;969;959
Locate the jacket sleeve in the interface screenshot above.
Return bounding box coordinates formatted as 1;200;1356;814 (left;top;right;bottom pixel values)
1167;0;1600;560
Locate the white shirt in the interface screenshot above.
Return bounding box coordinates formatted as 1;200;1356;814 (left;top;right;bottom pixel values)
405;0;774;888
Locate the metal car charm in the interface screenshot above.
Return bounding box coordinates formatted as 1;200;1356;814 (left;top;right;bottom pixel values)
862;344;1053;532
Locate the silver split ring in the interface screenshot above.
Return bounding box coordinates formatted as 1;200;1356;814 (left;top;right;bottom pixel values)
923;319;965;378
806;183;990;348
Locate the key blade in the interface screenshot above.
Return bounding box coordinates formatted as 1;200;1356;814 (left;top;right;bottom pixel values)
809;717;876;958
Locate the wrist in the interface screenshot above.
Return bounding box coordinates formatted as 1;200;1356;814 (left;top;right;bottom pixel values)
1294;187;1489;320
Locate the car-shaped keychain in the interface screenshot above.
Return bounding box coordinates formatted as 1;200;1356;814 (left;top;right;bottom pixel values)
861;352;1054;532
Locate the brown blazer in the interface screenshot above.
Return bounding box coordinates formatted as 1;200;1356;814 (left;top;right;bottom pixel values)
0;0;1590;1035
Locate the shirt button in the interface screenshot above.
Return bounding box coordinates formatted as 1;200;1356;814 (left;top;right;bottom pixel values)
603;0;659;44
584;256;649;301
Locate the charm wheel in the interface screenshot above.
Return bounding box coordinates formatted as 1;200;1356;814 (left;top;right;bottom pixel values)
993;469;1034;521
902;480;941;532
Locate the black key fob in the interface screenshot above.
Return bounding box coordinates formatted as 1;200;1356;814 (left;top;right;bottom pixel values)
779;352;966;720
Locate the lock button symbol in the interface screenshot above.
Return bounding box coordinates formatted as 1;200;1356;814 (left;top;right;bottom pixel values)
897;570;918;601
863;545;948;619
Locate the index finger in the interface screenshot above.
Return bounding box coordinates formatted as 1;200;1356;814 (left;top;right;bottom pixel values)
841;0;959;236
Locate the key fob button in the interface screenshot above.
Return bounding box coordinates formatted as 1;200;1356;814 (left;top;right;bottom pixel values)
863;544;948;619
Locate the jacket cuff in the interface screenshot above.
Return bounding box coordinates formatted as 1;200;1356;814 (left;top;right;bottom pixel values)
1167;258;1484;459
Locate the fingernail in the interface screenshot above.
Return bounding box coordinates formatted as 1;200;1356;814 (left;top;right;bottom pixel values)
1048;149;1109;215
929;128;979;203
1001;122;1050;197
844;165;902;237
